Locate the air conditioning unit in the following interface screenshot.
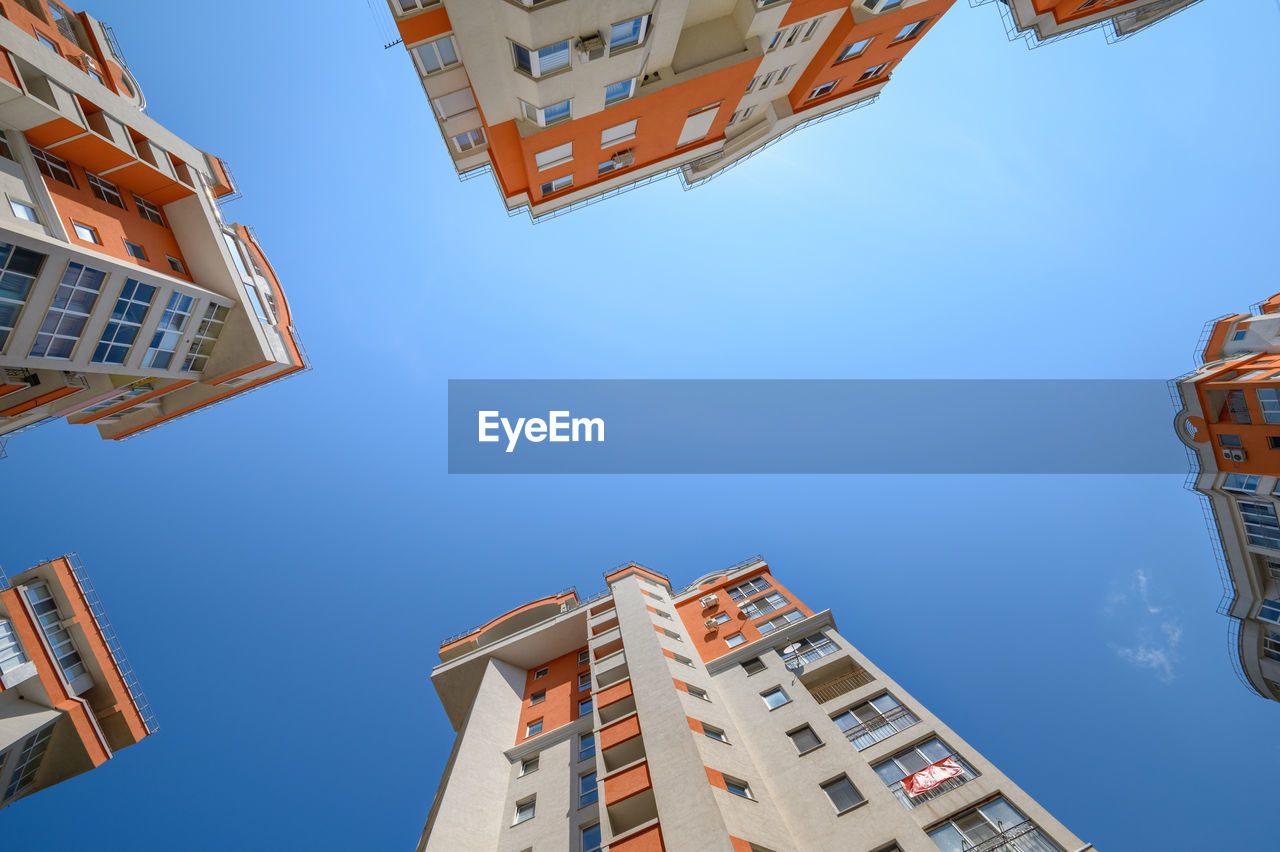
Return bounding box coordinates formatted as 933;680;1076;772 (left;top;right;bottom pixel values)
704;619;720;630
611;149;635;168
699;594;718;609
1222;448;1247;462
576;34;605;61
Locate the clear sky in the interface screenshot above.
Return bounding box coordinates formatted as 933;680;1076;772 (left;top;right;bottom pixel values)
2;0;1278;849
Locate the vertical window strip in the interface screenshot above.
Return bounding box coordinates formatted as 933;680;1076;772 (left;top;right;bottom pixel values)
28;261;105;359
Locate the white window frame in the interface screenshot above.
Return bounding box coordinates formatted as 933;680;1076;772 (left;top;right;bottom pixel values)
837;38;872;62
512;39;570;77
412;35;459;75
539;174;573;196
535;142;574;171
521;98;572;127
452;127;486;153
71;221;100;243
892;19;930;43
8;198;39;223
808;80;838;100
604;77;637;106
513;796;536;825
608;15;650;52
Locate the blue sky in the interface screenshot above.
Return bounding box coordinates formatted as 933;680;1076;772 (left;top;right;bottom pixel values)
2;0;1278;848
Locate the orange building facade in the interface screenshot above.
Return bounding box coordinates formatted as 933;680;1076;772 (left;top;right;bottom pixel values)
976;0;1207;46
0;553;152;810
1175;293;1280;703
390;0;955;220
0;1;306;452
420;558;1092;851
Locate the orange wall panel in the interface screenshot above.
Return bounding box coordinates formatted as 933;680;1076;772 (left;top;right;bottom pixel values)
611;824;665;852
600;713;642;750
676;569;814;664
603;760;652;805
597;677;634;709
395;7;452;46
514;645;589;745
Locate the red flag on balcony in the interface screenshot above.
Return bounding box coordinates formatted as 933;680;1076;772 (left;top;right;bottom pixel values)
902;757;964;797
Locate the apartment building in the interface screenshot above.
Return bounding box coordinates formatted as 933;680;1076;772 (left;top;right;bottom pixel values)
976;0;1206;46
0;553;153;810
0;1;305;449
390;0;955;220
418;558;1092;851
1175;293;1280;704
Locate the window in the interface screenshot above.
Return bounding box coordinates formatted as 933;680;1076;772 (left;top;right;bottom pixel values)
579;672;592;691
3;724;53;803
1224;473;1261;493
91;278;156;365
1264;631;1280;662
757;611;805;634
1240;502;1280;550
24;582;87;684
36;32;60;55
526;719;543;737
605;77;637;106
746;75;760;93
833;695;919;750
672;653;694;668
432;88;476;121
535;142;574;171
1225;389;1252;424
540;175;573;196
711;613;732;625
453;127;486;152
767;31;783;51
742;592;789;619
72;221;100;244
513;39;570;77
181;302;227;372
601;119;638;147
533;667;548;680
579;649;590;667
1220;434;1243;448
727;577;771;601
579;771;598;807
1232;328;1248;341
29;261;105;359
530;690;546;705
520;755;539;775
9;199;39;223
928;798;1054;852
787;725;823;754
723;776;752;799
759;71;776;90
1258;389;1280;424
579;697;593;718
413;35;459;75
703;724;728;743
687;684;710;701
892;19;931;43
582;823;602;852
725;632;745;648
86;173;125;208
742;657;766;675
780;633;839;665
513;796;536;825
32;148;74;186
133;195;165;226
874;738;975;809
859;63;889;82
1260;599;1280;624
803;17;825;41
123;239;148;261
0;618;30;675
522;98;572;127
0;241;45;350
784;24;803;48
838;38;872;62
0;134;11;160
820;775;865;814
141;291;195;369
776;65;794;85
761;687;789;709
579;732;595;761
610;15;649;50
1269;560;1280;583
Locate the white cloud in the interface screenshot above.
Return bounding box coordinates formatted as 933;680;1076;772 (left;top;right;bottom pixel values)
1106;570;1182;683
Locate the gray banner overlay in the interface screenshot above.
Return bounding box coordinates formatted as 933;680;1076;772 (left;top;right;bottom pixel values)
448;380;1189;474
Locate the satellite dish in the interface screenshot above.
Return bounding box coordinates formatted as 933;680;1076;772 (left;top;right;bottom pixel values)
782;643;803;672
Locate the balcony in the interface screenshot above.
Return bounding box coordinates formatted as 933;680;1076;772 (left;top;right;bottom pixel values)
842;706;919;750
966;820;1059;852
886;753;977;810
603;759;657;835
800;659;874;703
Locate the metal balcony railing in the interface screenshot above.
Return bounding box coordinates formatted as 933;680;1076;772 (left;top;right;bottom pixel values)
843;706;919;750
805;668;873;703
887;753;977;810
742;595;788;619
966;819;1059;852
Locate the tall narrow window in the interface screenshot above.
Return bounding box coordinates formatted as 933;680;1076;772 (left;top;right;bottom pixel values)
579;732;595;761
0;618;30;675
92;278;156;365
3;724;54;803
579;771;598;807
23;582;88;684
29;261;105;359
141;291;195;369
0;241;46;350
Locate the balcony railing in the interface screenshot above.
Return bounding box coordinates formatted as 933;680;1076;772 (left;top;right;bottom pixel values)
966;819;1060;852
742;595;787;619
887;753;977;810
805;668;873;703
843;706;919;750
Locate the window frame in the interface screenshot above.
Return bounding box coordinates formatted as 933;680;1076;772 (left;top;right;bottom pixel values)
761;686;789;710
513;796;536;825
512;38;571;78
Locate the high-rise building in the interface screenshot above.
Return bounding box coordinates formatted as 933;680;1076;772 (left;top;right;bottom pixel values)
390;0;955;220
418;558;1092;852
0;1;305;451
0;553;154;810
975;0;1206;47
1174;293;1280;704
